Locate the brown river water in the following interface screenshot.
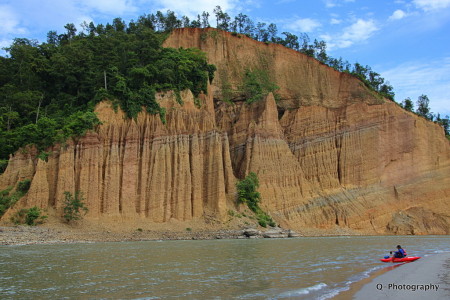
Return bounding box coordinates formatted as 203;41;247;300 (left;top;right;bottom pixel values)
1;236;449;299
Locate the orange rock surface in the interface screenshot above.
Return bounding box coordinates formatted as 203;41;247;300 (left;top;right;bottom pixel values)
1;28;449;235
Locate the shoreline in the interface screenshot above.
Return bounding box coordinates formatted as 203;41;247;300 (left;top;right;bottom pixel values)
0;219;368;245
1;223;448;246
334;252;450;300
0;225;247;245
0;225;305;245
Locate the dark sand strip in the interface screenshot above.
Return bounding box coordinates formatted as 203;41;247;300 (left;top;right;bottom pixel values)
350;252;450;300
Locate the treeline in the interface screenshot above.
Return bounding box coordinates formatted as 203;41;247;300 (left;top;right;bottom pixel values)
0;14;215;167
131;6;395;100
400;95;449;135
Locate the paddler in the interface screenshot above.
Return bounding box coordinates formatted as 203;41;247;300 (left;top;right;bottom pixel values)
390;245;407;258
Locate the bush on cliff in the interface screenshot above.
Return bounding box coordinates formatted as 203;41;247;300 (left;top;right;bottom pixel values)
237;172;261;210
236;172;276;227
0;179;32;217
62;191;88;223
10;206;47;226
241;69;280;104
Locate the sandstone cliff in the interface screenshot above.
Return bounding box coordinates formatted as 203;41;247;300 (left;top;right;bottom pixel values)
1;28;449;235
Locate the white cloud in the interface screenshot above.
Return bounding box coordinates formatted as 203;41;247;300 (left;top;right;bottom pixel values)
322;18;379;50
324;0;356;8
330;18;342;24
151;0;240;17
413;0;450;11
79;0;138;15
389;9;407;20
0;5;27;36
337;18;378;48
0;39;13;50
381;57;450;115
286;18;321;33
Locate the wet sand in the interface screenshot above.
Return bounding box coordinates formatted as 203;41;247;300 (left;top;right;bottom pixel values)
346;252;450;300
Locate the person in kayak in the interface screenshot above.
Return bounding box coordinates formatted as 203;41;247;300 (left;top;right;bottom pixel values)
390;245;407;258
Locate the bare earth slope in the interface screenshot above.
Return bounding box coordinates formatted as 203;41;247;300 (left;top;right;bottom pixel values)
1;28;449;235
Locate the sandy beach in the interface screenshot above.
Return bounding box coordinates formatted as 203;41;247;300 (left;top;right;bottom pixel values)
349;252;450;300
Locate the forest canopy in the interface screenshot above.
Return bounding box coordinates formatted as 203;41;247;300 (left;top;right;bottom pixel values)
0;14;215;164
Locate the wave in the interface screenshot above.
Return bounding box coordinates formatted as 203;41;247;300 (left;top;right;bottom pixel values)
318;265;385;299
277;283;327;298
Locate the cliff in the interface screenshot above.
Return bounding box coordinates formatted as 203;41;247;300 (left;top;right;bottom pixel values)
1;28;449;235
163;28;383;110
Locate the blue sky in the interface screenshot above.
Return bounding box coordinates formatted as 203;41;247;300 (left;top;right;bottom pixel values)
1;0;449;116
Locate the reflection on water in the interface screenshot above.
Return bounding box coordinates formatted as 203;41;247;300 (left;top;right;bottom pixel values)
1;236;449;299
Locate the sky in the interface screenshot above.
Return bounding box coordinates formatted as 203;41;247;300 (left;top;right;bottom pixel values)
1;0;449;116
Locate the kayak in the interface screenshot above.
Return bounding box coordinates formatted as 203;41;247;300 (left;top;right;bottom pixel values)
380;256;421;263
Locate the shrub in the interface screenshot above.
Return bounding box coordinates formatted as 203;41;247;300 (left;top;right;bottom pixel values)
10;206;47;226
241;69;279;103
256;212;276;228
17;179;31;194
236;172;261;211
236;172;276;228
62;191;88;223
0;188;12;217
25;207;47;225
0;182;31;218
0;159;8;174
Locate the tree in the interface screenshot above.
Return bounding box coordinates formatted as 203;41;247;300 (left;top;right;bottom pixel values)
213;5;230;30
281;32;299;50
47;30;59;45
213;5;223;28
256;22;269;42
236;172;261;212
442;116;450;136
62;23;77;43
181;15;190;28
402;98;414;112
416;94;431;120
234;13;247;33
201;11;210;28
314;39;328;63
267;23;278;42
236;172;276;227
164;10;182;31
352;62;368;80
112;18;126;32
379;82;395;100
368;71;384;91
62;191;88;223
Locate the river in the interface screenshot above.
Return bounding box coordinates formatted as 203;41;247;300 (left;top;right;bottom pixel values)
1;236;449;299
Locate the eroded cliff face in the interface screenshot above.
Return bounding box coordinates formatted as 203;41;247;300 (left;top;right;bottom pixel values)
1;90;234;223
1;28;449;234
163;28;384;110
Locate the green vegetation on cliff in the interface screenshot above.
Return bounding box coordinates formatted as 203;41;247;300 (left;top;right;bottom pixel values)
237;172;276;227
0;179;31;217
10;206;47;226
0;14;215;163
242;69;280;104
62;191;88;223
